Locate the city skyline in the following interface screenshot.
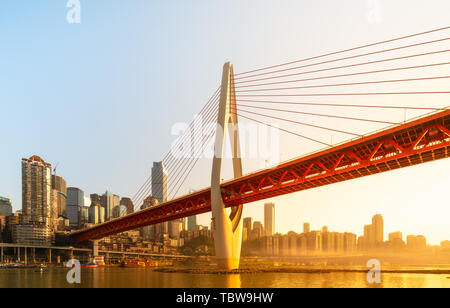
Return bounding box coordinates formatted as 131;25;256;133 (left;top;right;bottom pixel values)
3;154;449;251
1;1;450;246
241;211;448;250
1;153;449;245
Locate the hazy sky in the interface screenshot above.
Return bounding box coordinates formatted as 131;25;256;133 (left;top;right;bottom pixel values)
1;1;449;244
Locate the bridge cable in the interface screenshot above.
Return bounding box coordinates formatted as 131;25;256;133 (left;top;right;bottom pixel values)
236;91;450;98
133;94;220;209
234;76;450;93
167;99;220;200
234;49;450;85
230;111;331;147
235;26;450;77
131;91;219;209
132;96;219;211
234;62;450;89
235;104;399;125
131;87;220;210
234;37;450;81
235;100;446;111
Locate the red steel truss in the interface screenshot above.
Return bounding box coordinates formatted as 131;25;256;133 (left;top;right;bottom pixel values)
71;109;450;242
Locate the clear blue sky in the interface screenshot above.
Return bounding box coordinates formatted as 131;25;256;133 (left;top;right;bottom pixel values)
1;1;449;244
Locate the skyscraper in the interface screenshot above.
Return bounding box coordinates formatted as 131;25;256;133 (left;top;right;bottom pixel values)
252;221;264;239
363;224;374;249
187;215;197;231
21;156;52;226
112;194;120;211
0;197;12;217
67;187;84;228
141;195;158;240
152;162;168;237
303;223;310;234
101;190;113;221
243;217;253;241
51;175;67;217
152;162;167;203
264;202;275;236
372;214;384;245
89;201;104;224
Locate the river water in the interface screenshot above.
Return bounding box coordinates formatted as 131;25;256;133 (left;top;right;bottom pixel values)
0;267;449;288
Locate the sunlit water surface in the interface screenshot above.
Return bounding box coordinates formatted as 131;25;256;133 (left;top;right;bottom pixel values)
0;267;449;288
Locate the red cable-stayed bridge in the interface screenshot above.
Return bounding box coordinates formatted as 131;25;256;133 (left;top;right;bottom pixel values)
70;26;450;254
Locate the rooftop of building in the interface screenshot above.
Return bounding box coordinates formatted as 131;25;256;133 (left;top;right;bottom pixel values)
0;196;12;204
21;155;51;167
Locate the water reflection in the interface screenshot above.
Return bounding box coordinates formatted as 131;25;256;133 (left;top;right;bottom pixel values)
0;268;448;288
225;274;241;288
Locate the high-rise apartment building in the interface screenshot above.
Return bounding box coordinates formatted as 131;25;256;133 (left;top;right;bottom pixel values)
21;156;52;226
322;230;335;253
243;217;253;241
344;232;357;253
252;221;264;240
334;232;344;252
264;202;275;236
306;231;322;252
407;235;427;250
389;231;403;242
18;156;55;245
363;224;373;248
360;214;384;250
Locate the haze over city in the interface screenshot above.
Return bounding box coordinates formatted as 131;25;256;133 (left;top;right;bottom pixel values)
1;0;449;247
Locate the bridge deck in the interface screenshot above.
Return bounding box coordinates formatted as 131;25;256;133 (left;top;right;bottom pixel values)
71;108;450;242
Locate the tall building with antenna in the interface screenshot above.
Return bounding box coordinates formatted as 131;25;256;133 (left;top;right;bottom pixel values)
152;162;167;203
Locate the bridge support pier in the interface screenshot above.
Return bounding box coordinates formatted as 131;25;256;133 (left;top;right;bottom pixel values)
211;62;244;271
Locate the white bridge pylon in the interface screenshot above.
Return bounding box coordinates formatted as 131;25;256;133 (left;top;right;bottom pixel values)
211;62;244;270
